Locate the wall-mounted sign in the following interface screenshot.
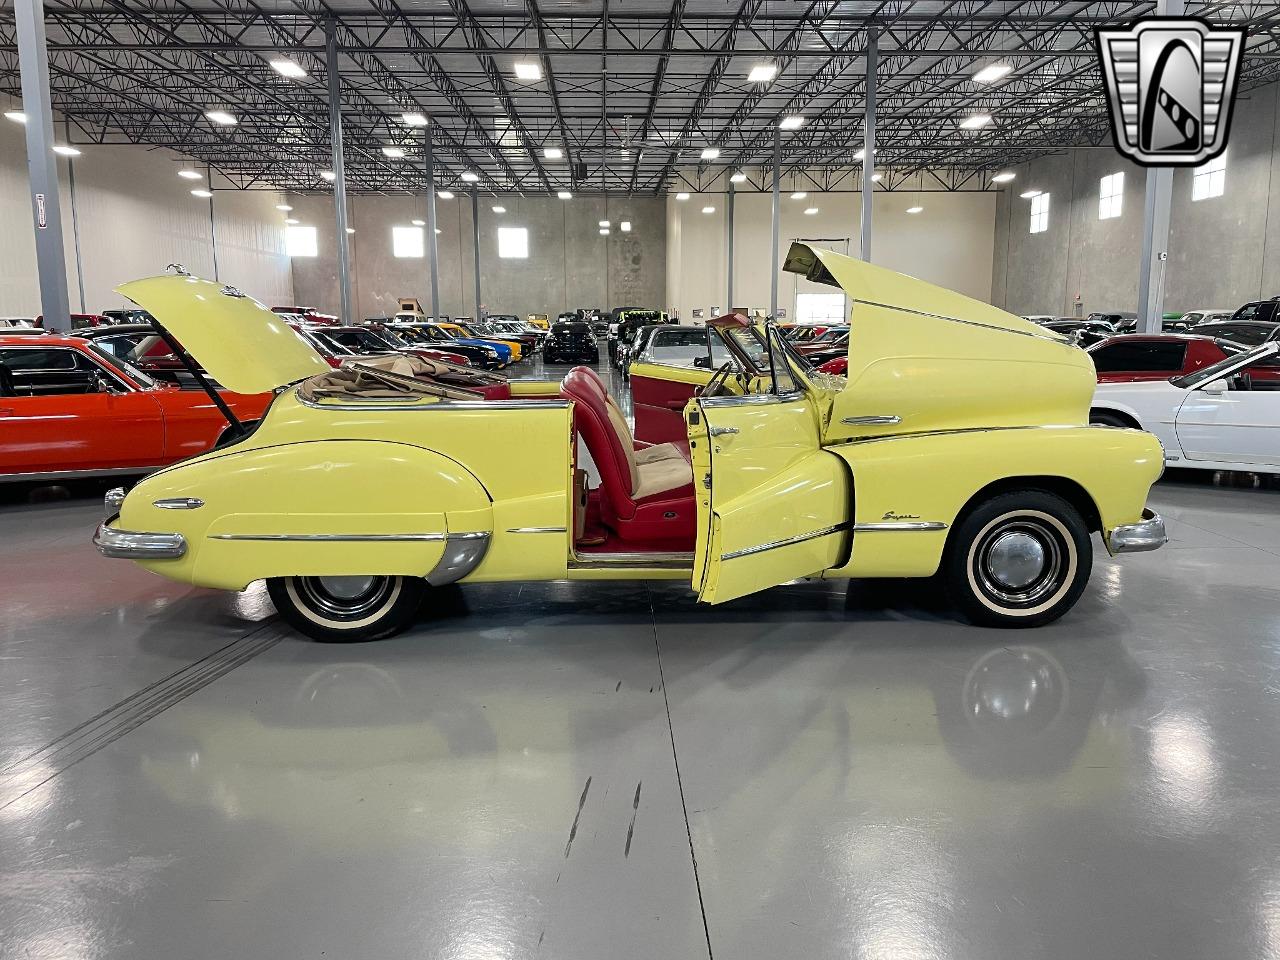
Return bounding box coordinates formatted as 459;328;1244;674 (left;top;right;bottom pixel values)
35;194;46;229
776;307;787;318
692;308;704;319
711;306;721;316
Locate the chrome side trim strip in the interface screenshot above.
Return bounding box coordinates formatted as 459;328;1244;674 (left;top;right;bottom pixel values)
295;391;571;412
721;521;851;560
209;532;448;542
841;415;901;425
0;465;168;483
506;526;568;534
154;497;204;510
852;521;949;532
699;390;806;408
427;532;492;585
568;551;694;570
830;424;1058;446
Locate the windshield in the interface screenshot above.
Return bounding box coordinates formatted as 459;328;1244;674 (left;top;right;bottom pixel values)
1175;343;1280;388
721;326;769;372
87;342;160;389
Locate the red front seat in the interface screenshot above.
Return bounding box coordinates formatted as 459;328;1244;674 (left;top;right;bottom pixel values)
573;366;689;461
561;368;697;542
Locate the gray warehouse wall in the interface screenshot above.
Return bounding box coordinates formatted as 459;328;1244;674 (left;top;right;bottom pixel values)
992;80;1280;316
289;193;666;319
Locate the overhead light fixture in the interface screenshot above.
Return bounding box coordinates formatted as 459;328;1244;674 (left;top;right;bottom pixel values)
870;173;883;182
730;171;747;183
345;227;355;234
434;228;442;234
4;110;26;124
401;112;429;127
747;63;778;84
959;114;992;130
779;116;804;130
269;57;307;79
381;145;406;158
599;228;610;235
177;168;202;180
675;192;690;201
790;191;807;200
204;109;237;126
284;217;300;225
906;206;923;214
700;147;720;160
513;61;542;81
191;189;213;198
319;170;336;182
973;62;1013;84
276;203;293;211
621;221;632;232
437;190;454;200
804;207;819;215
492;205;506;213
992;171;1017;183
558;190;572;200
411;218;426;226
544;146;563;160
460;171;479;183
53;145;81;156
1020;189;1042;199
854;147;873;160
701;205;715;214
599;220;610;228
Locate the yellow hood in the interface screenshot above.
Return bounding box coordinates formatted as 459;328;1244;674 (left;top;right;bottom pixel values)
115;273;332;394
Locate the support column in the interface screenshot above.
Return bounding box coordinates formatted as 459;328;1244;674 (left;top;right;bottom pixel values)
860;27;878;262
1137;0;1182;333
770;128;781;321
471;189;482;320
326;21;353;323
725;181;735;311
424;127;441;320
67;152;85;312
15;0;70;330
207;175;220;282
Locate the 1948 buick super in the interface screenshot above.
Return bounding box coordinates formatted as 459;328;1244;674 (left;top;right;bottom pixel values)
95;245;1167;641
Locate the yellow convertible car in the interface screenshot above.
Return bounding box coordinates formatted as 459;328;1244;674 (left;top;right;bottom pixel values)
95;246;1166;641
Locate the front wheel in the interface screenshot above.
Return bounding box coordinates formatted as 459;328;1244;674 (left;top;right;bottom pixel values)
267;575;426;642
942;491;1092;628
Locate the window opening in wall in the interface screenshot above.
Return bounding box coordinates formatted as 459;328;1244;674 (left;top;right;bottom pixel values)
1099;172;1124;219
284;225;317;257
497;226;528;259
795;292;846;324
1192;153;1226;201
1029;192;1050;234
392;225;425;258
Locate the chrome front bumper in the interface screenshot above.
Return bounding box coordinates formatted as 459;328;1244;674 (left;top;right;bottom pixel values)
94;521;187;560
1108;508;1167;554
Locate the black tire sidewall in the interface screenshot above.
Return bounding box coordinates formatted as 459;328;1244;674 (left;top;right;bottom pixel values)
267;575;426;642
1090;411;1132;428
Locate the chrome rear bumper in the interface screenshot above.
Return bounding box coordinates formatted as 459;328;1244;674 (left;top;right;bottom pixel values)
94;521;187;560
1108;509;1167;554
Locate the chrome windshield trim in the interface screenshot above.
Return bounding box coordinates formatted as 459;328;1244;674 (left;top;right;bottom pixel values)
721;521;850;561
209;532;448;542
506;526;568;534
852;521;949;532
294;390;571;412
699;389;806;408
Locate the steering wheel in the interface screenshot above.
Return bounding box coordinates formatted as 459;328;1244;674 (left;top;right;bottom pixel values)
698;362;748;398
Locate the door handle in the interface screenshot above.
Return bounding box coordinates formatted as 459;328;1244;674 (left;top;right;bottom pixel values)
708;425;739;437
842;415;901;426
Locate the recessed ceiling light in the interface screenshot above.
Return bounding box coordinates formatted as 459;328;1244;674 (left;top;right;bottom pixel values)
620;221;632;232
1020;189;1042;199
992;171;1017;183
599;228;610;235
959;114;992;130
284;217;299;224
177;168;202;180
204;109;237;126
345;227;355;234
53;144;81;156
460;171;479;183
790;191;807;200
906;206;923;214
747;63;778;83
401;112;429;127
700;147;720;160
702;205;715;214
599;220;610;228
804;207;819;215
437;190;454;200
544;146;563;160
276;203;292;211
558;190;572;200
675;192;690;201
269;57;307;79
319;170;336;181
381;145;406;158
4;110;26;124
411;218;426;226
514;61;542;81
191;189;213;198
973;63;1013;84
779;116;804;130
730;171;747;183
492;205;506;213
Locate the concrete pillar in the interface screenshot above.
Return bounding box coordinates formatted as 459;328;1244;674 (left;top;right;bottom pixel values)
860;28;878;262
326;21;354;323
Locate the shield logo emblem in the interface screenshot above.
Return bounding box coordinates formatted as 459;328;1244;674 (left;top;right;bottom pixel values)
1096;17;1245;167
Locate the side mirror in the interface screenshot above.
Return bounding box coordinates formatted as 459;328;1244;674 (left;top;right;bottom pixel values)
693;355;711;369
1201;378;1229;395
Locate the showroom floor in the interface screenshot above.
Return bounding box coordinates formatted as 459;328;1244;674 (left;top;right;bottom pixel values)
3;364;1280;959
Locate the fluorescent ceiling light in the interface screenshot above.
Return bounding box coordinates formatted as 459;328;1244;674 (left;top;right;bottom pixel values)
700;147;720;160
319;170;336;181
702;205;715;214
345;227;355;234
599;220;610;227
411;218;426;226
804;207;818;215
620;221;632;232
275;203;292;211
513;61;542;81
959;114;992;130
675;192;690;201
906;206;923;214
437;190;454;200
284;217;299;225
790;191;807;200
53;144;81;156
992;171;1017;183
401;112;429;127
191;189;213;198
269;57;307;79
492;205;506;213
381;145;406;158
599;228;610;235
557;190;572;200
973;62;1013;84
1020;189;1042;199
730;171;747;183
177;168;202;180
779;116;804;130
204;109;237;126
544;146;563;159
870;173;883;182
5;110;26;124
460;171;479;182
747;63;778;83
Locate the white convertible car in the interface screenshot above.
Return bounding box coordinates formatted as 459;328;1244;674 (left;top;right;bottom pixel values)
1092;341;1280;474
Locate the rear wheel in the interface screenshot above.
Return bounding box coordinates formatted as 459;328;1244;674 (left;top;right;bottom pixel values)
942;491;1092;628
1089;410;1135;428
267;575;426;642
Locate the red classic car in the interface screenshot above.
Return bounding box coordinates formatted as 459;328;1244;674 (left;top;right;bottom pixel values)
1085;333;1247;382
0;335;270;482
817;355;848;375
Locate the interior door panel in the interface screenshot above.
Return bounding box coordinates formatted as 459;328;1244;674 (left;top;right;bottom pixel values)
629;363;709;444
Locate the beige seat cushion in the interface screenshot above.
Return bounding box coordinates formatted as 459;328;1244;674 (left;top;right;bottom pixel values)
603;402;641;494
633;455;694;500
634;442;685;465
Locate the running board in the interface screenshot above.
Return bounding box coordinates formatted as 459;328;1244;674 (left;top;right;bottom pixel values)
568;551;695;571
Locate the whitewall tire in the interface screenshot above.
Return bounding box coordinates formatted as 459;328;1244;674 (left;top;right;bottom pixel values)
267;575;426;642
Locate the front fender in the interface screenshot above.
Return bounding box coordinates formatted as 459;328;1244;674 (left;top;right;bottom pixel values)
119;440;493;590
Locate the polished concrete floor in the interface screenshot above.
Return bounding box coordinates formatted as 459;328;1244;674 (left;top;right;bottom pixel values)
3;370;1280;958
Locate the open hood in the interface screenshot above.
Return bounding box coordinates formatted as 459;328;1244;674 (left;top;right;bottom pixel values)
114;273;332;394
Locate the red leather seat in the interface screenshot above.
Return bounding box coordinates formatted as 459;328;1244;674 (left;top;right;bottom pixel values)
572;366;691;462
561;367;696;542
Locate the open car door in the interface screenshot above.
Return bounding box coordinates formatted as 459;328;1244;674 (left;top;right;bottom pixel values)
687;329;851;604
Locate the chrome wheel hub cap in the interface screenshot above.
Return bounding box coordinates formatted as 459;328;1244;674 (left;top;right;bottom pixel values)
985;531;1046;590
317;575;377;600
